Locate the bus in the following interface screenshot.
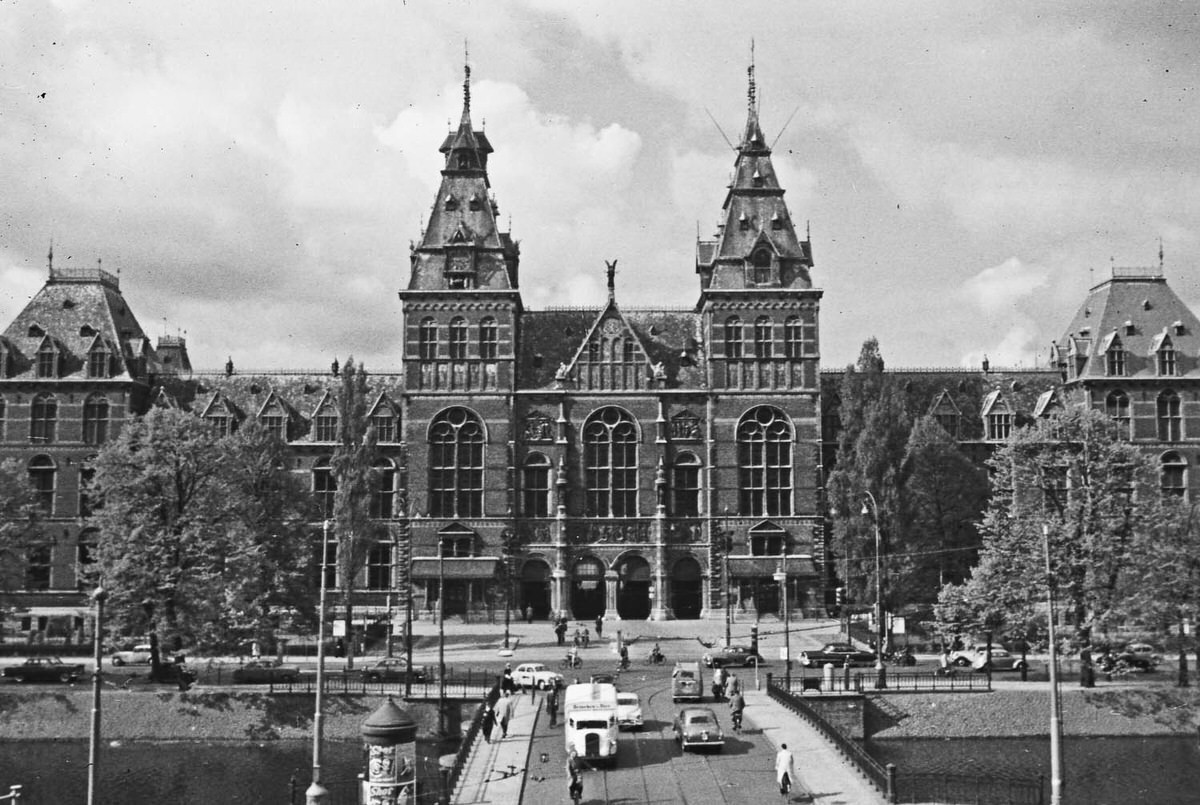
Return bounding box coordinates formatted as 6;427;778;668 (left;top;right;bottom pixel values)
562;681;620;767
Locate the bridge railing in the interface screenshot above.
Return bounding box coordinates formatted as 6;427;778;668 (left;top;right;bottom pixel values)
785;667;993;694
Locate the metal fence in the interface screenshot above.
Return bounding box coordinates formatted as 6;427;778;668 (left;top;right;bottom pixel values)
783;668;992;694
186;662;496;699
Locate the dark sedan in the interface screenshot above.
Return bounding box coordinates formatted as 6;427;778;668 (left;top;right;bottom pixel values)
702;645;764;668
799;643;877;667
3;657;86;683
359;658;427;683
231;660;301;684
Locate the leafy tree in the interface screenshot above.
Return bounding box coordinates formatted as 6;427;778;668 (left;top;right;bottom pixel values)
826;338;911;610
897;416;988;601
330;357;379;670
935;407;1154;650
0;459;44;594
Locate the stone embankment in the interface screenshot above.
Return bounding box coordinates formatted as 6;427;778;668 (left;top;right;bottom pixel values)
869;685;1200;739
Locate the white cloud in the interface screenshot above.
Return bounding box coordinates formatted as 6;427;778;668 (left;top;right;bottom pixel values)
960;257;1049;314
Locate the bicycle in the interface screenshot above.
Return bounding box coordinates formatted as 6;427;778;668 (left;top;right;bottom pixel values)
645;651;665;666
560;655;582;670
731;709;743;733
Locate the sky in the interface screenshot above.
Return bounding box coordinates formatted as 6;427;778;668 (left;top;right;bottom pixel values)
2;0;1198;372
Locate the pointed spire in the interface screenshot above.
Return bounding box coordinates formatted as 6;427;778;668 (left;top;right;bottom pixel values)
463;40;471;118
1159;236;1164;271
748;39;757;113
606;259;618;303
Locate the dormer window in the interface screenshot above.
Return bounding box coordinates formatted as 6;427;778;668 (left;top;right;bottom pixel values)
738;212;750;232
79;325;97;338
771;211;784;231
1158;340;1178;377
752;168;764;188
313;405;338;442
752;249;772;285
1173;321;1185;335
1105;334;1125;377
444;194;458;211
468;194;481;211
88;345;110;379
28;325;44;338
36;341;58;379
1124;320;1135;336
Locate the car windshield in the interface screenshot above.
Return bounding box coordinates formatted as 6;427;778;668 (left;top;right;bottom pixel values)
689;715;711;724
678;671;694;679
527;665;544;671
618;694;637;705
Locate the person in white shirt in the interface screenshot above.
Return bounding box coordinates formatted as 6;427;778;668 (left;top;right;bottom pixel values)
775;743;796;796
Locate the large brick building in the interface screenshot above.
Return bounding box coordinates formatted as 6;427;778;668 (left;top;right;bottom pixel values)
2;66;1198;643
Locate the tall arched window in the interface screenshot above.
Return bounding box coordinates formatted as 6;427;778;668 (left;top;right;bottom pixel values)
418;318;438;360
448;317;468;360
479;317;498;360
28;455;56;514
754;316;773;359
429;407;485;517
312;458;336;518
671;452;702;517
1161;451;1187;498
522;453;552;517
83;394;110;445
1105;391;1131;439
30;393;57;443
371;459;396;518
1157;390;1182;441
724;317;743;359
583;408;638;517
737;406;793;516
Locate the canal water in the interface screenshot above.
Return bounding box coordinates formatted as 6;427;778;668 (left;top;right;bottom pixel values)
870;734;1200;805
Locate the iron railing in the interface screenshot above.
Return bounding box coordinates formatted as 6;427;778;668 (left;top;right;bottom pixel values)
784;668;992;694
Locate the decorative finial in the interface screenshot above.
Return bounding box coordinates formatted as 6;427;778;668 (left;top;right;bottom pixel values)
605;259;618;302
47;239;53;272
463;40;471;115
1159;236;1164;270
748;39;756;112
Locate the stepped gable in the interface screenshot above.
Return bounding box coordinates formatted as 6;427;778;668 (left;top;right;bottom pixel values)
1053;267;1200;380
1;266;158;379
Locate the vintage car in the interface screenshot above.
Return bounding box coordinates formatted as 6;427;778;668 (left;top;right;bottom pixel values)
615;691;644;730
110;643;153;666
948;645;1028;671
799;643;877;667
3;657;86;684
511;662;563;690
672;706;724;752
589;672;618;687
359;658;427;683
701;645;765;668
231;659;301;684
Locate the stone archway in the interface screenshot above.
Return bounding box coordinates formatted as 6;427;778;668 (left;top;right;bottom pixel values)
670;556;703;620
571;557;606;620
615;555;652;620
519;559;552;620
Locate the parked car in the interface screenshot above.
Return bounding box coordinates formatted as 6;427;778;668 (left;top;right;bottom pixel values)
948;646;1028;671
110;643;153;666
702;645;764;668
1122;643;1162;667
231;659;301;684
799;643;876;668
3;657;86;684
511;662;563;690
1098;644;1160;672
359;658;426;683
615;691;644;730
672;706;725;752
589;672;618;687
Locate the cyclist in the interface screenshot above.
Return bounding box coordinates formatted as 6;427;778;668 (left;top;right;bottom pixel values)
567;751;583;804
649;643;664;665
618;643;630;671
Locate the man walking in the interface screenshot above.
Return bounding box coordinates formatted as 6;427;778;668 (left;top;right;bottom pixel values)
725;671;741;699
499;690;516;738
594;615;603;638
712;666;727;701
729;690;745;733
555;618;568;646
480;704;496;744
546;683;560;727
775;743;796;797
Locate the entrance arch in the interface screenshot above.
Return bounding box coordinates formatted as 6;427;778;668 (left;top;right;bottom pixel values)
670;556;702;619
615;555;651;620
520;559;552;620
571;557;606;620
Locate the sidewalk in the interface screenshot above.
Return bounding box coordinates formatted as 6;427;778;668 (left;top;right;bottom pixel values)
453;693;539;804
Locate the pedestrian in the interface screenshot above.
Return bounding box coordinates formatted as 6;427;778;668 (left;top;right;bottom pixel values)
546;685;559;727
556;619;568;646
499;689;516;738
618;642;629;670
725;671;741;699
582;626;590;648
728;690;745;732
501;663;516;694
480;704;496;744
712;666;727;701
524;605;533;624
594;615;603;638
775;743;796;797
567;750;583;803
573;627;582;648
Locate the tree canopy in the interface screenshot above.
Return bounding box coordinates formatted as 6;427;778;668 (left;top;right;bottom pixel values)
0;458;44;594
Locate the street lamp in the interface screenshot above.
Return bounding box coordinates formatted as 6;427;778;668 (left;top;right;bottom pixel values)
721;513;734;647
308;519;332;805
437;535;446;737
861;492;887;690
87;585;106;805
773;554;790;690
1043;524;1064;805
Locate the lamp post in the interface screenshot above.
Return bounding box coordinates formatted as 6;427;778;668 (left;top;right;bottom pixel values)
861;492;887;690
773;554;790;690
87;585;106;805
1043;524;1064;805
307;520;332;805
722;515;734;647
437;535;446;737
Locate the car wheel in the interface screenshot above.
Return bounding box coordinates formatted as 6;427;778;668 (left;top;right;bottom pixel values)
952;657;971;667
112;657;125;667
13;675;26;683
366;673;380;682
1013;660;1028;670
58;672;72;683
537;679;548;689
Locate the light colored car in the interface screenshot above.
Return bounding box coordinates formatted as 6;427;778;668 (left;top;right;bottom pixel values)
672;706;724;752
110;644;153;666
949;645;1028;671
231;659;300;684
511;662;562;690
616;691;643;730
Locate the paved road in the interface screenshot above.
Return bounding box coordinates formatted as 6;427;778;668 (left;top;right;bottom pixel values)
525;663;791;805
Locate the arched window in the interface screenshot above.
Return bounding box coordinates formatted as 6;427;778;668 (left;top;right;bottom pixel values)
1161;451;1187;498
312;458;336;518
448;317;468;360
754;316;773;359
1157;390;1182;441
1158;338;1178;376
418;318;438;360
583;408;638;517
671;452;702;517
371;459;396;519
724;317;743;359
30;393;57;443
479;317;498;360
429;407;485;517
622;340;636;363
1106;338;1125;376
522;453;552;517
28;455;56;514
1105;391;1131;439
83;394;110;445
737;407;793;516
